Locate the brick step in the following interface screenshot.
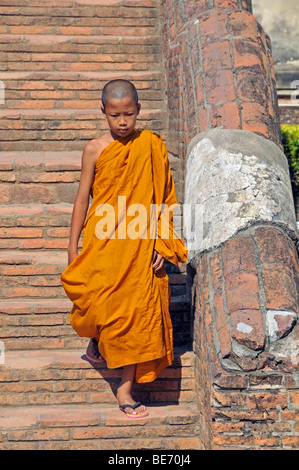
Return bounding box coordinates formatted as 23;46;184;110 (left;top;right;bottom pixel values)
0;204;80;249
0;1;158;30
0;204;185;256
0;2;159;49
0;152;82;205
0;108;165;151
0;0;164;153
0;293;190;351
0;34;160;52
0;70;163;84
0;246;190;349
0;277;187;305
0;85;163;110
0;41;160;73
0;31;160;42
0;248;187;293
0;203;75;229
0;69;164;115
0;144;176;173
0;403;201;450
0;348;196;409
0;150;81;168
0;248;186;275
0;97;164;117
0;297;77;351
0;144;178;205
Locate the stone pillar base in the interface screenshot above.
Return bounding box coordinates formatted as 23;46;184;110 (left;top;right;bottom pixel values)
184;128;299;449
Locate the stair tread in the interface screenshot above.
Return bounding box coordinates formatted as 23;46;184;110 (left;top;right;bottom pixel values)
0;108;163;116
1;295;189;308
0;403;200;429
0;250;68;264
0;402;202;450
0;151;82;158
0;71;163;83
0;0;200;450
0;203;74;216
0;347;196;409
1;347;194;370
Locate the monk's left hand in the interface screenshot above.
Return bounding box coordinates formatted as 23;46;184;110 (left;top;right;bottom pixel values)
152;249;164;272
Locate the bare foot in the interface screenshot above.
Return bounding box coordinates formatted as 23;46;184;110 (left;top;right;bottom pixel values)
116;386;148;418
86;338;105;364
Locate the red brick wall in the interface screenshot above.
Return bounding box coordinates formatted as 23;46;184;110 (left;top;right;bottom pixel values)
1;0;298;450
0;0;192;351
192;225;299;449
161;0;282;161
162;0;299;450
0;0;166;152
0;0;191;354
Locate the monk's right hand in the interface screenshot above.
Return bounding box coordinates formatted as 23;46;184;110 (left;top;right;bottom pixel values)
152;249;164;273
68;249;78;266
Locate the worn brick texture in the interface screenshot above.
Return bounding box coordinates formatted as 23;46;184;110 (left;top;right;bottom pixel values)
0;0;190;349
0;0;167;151
0;0;298;451
191;225;299;450
161;0;282;162
161;0;299;450
0;349;205;450
0;0;195;451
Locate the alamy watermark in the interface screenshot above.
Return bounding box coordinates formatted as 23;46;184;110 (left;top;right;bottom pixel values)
93;197;203;251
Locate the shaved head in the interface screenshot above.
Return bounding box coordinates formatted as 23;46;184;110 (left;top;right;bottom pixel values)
101;79;139;108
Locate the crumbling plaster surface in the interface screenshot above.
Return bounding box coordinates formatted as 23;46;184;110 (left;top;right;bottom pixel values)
184;128;298;265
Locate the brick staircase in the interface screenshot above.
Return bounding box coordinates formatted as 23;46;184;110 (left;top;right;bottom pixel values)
0;0;200;450
0;0;166;151
0;348;199;450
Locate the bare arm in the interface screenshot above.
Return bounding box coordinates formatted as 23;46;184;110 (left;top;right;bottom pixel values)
67;141;99;264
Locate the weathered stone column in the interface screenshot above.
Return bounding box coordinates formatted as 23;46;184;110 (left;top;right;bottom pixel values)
162;0;299;450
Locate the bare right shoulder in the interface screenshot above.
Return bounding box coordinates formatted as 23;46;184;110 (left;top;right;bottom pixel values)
82;133;113;167
76;133;114;201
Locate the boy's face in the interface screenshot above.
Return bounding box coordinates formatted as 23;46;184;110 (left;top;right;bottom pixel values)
101;96;141;139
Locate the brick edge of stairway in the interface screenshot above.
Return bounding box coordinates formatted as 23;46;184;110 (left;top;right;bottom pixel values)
0;0;202;451
0;348;203;450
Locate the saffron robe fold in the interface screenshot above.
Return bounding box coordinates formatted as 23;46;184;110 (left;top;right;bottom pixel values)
60;129;187;383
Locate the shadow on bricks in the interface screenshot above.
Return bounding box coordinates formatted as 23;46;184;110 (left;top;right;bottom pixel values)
79;349;190;407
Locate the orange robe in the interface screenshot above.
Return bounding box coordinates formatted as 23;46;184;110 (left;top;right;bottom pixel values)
60;129;187;383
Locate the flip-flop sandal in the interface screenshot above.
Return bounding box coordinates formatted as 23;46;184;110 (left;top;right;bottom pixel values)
119;401;149;419
85;352;105;364
86;339;106;364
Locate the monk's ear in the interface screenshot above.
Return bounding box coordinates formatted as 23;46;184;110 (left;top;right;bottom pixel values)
137;103;141;115
101;106;106;115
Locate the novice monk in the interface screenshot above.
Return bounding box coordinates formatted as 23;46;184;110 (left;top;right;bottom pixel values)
60;79;187;418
